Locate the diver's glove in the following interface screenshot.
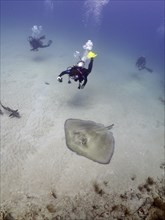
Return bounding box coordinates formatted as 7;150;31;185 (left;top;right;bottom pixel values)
87;51;97;59
57;76;62;82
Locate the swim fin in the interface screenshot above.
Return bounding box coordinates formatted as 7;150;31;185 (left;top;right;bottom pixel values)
87;51;97;59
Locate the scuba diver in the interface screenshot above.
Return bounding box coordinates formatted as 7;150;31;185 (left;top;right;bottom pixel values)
136;56;153;73
57;51;97;89
28;25;52;51
28;35;52;51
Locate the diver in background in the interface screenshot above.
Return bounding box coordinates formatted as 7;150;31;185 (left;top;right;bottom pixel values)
28;35;52;51
57;55;95;89
136;56;153;73
28;25;52;51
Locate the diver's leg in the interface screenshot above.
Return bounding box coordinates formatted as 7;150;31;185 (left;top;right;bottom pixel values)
78;82;81;89
68;76;71;84
40;40;52;48
39;35;46;40
40;45;49;48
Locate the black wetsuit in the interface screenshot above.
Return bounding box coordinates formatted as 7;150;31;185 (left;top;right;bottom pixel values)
136;56;146;70
28;35;52;51
59;58;93;88
136;56;153;73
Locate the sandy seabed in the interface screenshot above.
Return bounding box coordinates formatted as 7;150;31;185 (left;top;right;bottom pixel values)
0;32;165;219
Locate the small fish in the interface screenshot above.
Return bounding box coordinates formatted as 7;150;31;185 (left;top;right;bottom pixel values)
45;82;50;85
51;191;57;199
9;110;21;118
0;101;21;118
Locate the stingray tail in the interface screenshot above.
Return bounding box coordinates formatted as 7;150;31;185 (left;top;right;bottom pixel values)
106;124;114;130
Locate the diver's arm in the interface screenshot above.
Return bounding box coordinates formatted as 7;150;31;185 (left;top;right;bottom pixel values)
57;70;69;82
59;70;69;77
80;59;93;88
87;58;94;75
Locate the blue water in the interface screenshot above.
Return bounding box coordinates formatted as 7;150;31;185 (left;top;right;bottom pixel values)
1;0;164;74
1;1;165;218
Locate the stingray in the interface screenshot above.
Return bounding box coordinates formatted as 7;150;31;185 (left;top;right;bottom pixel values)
64;119;115;164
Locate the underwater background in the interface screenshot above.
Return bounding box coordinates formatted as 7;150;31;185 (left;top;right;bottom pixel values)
1;0;164;73
1;0;165;219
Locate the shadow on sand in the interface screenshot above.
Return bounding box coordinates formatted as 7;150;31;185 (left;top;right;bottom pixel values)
32;55;51;62
67;92;93;108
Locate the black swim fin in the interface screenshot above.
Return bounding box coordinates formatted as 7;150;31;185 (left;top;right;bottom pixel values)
47;40;52;47
144;67;153;73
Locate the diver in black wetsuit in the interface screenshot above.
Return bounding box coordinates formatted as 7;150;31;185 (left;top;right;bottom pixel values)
136;56;146;70
136;56;153;73
28;35;52;51
57;58;94;89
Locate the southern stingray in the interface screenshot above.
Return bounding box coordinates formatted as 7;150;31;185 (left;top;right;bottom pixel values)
64;119;115;164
